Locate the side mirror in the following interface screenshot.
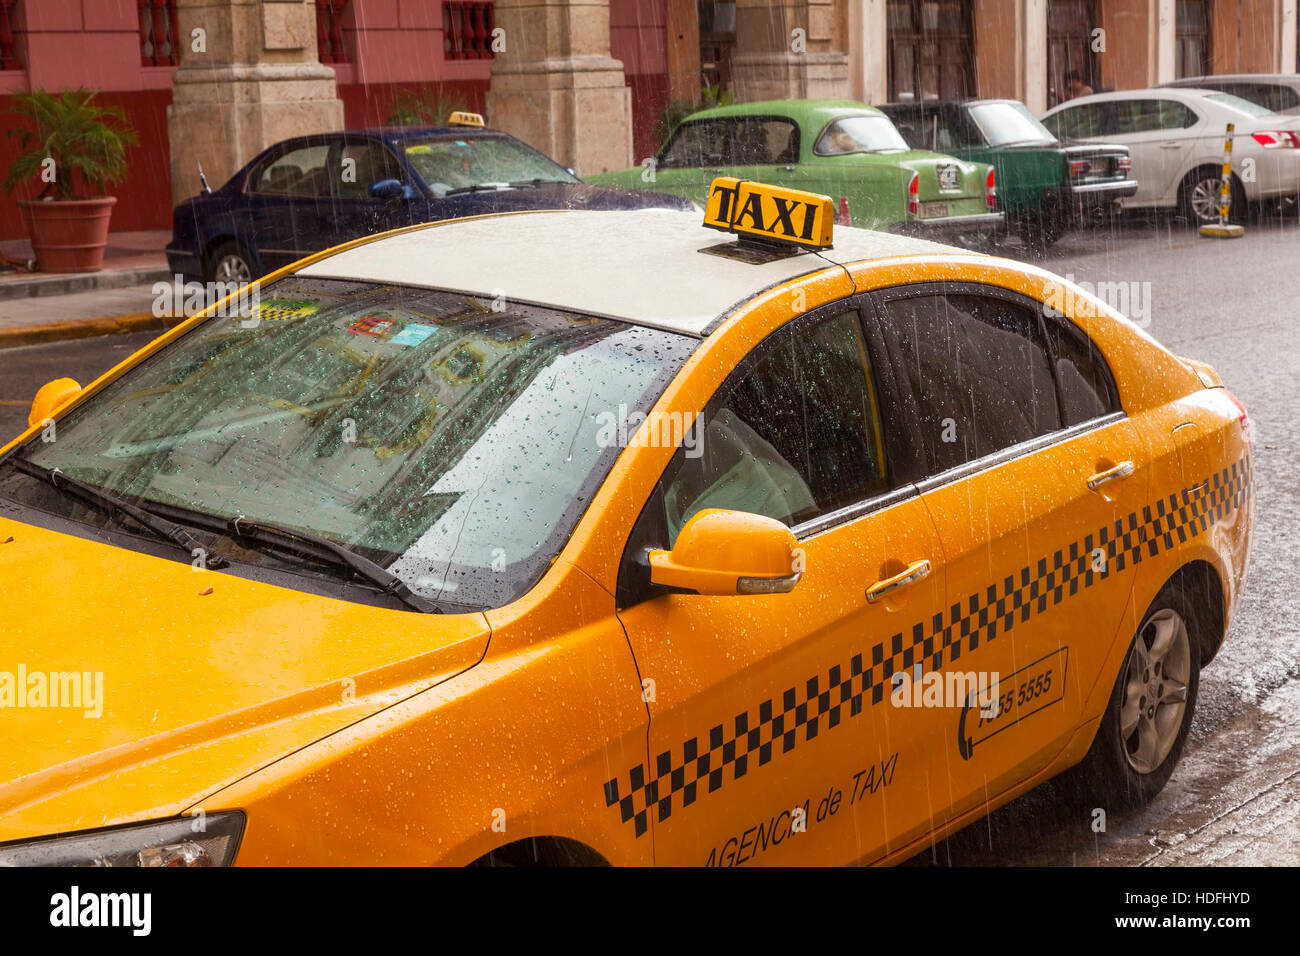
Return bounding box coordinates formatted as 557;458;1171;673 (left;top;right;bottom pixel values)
28;377;82;430
648;509;801;596
368;178;407;199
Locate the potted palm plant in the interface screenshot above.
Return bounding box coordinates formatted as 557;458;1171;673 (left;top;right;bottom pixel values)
4;88;138;273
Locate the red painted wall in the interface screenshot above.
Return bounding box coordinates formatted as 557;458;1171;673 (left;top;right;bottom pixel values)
0;0;176;240
610;0;670;162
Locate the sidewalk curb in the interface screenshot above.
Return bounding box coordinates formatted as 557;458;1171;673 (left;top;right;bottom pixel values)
0;266;171;302
0;311;184;350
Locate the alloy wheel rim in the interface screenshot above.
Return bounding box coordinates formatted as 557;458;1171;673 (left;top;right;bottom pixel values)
215;254;251;284
1190;179;1222;222
1119;608;1191;774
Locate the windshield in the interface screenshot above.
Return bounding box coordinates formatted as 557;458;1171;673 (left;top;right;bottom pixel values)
402;136;580;197
814;115;910;155
1205;93;1275;117
967;101;1057;145
7;277;694;609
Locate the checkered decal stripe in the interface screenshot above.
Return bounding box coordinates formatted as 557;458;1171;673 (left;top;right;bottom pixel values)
603;457;1252;837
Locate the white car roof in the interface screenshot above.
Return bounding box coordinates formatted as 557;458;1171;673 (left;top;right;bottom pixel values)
1043;87;1222;111
297;208;961;336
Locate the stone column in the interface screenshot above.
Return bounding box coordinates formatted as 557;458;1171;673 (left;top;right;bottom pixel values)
167;0;344;206
486;0;633;176
1019;0;1047;113
1154;0;1176;82
849;0;887;103
730;0;851;102
1284;0;1298;72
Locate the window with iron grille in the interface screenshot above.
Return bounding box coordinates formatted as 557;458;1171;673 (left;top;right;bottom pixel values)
443;1;495;60
317;0;350;64
0;0;20;70
138;0;180;67
1175;0;1210;78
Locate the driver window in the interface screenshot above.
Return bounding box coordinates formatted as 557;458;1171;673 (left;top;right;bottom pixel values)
331;142;405;198
663;309;889;543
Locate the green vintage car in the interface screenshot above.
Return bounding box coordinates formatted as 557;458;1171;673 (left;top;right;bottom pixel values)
586;100;1004;244
878;99;1137;248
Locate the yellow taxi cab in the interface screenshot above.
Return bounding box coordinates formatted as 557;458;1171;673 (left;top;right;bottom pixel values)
0;178;1254;866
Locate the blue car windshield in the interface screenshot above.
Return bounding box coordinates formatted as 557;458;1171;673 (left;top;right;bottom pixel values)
12;276;695;609
402;136;580;196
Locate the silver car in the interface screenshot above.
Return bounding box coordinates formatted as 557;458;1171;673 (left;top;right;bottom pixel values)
1158;73;1300;117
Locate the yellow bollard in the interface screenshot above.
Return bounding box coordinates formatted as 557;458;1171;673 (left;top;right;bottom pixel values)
1200;122;1245;238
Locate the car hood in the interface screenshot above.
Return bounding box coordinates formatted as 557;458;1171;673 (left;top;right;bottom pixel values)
0;515;490;843
432;182;695;214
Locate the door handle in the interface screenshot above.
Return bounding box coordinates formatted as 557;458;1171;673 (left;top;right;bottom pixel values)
1087;460;1135;491
1159;142;1183;149
866;559;931;604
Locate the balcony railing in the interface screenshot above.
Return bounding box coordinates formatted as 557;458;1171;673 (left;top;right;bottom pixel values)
443;1;495;60
0;0;19;70
317;0;349;64
138;0;180;67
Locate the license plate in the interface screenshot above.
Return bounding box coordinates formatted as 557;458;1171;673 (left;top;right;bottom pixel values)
937;164;960;191
918;201;949;219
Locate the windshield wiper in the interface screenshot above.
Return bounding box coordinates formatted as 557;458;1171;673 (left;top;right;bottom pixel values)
507;178;574;188
224;516;441;614
6;457;227;568
443;182;508;196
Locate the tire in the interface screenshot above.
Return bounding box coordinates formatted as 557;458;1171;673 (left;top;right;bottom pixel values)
1074;581;1203;812
1179;167;1245;227
204;241;255;285
1015;211;1067;252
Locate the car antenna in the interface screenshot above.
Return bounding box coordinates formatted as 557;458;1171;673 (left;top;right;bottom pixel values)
197;159;212;194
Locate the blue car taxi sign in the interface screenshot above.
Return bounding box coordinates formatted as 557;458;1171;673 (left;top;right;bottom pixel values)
702;177;834;250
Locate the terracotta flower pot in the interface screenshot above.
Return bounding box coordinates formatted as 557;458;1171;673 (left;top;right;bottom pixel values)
18;196;117;273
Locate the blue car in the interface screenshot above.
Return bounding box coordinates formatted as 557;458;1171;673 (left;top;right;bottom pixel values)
166;123;693;284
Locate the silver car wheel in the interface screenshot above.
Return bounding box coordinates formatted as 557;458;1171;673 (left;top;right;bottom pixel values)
1119;607;1192;774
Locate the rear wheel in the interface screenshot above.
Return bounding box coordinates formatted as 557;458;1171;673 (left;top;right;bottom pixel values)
1015;210;1068;252
1179;167;1245;227
1075;582;1202;811
204;241;254;285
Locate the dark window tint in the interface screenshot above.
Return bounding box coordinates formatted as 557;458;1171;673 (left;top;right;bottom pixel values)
1044;312;1121;425
1107;98;1196;133
659;117;800;168
663;310;888;542
882;292;1061;474
250;144;331;197
1044;103;1103;138
331;141;405;198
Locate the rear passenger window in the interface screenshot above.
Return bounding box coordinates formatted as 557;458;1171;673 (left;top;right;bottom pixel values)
1044;312;1121;425
250;144;331;197
881;292;1061;474
663;310;888;542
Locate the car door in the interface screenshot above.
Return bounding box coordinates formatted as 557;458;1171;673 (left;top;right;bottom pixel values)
1105;98;1196;205
240;139;336;271
868;284;1148;826
322;137;415;248
612;300;949;865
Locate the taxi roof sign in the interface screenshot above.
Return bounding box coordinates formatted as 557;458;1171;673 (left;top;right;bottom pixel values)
702;177;834;250
447;111;486;128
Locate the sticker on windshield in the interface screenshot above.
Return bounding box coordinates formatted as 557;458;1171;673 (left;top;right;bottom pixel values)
254;298;320;322
391;323;438;347
348;315;401;338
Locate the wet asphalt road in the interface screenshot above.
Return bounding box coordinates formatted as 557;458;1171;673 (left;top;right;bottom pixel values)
0;213;1296;866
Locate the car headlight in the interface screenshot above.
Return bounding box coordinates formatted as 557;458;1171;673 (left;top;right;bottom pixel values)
0;812;244;867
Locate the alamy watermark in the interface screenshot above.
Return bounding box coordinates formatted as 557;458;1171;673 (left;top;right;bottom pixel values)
595;405;703;458
1043;274;1152;328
